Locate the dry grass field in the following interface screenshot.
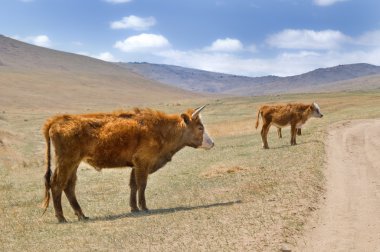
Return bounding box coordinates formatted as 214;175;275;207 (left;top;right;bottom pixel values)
1;91;380;251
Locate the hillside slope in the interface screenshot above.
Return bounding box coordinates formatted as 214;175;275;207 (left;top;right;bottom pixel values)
0;35;195;111
120;62;280;93
121;62;380;96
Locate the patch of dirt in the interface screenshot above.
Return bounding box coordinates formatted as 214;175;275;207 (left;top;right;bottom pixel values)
296;119;380;251
200;165;248;178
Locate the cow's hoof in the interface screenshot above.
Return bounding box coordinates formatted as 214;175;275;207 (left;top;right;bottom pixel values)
78;215;89;221
131;208;140;213
57;217;67;223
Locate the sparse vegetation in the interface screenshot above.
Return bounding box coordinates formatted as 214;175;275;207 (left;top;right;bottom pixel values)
1;91;379;251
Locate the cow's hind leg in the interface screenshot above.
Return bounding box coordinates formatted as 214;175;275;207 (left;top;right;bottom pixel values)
297;128;302;136
51;171;67;223
277;127;282;138
51;157;81;223
64;171;88;221
129;169;139;212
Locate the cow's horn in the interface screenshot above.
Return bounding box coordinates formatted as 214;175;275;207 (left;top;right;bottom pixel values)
191;104;207;118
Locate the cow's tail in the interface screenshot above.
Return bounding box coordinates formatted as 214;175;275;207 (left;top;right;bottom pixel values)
255;107;261;129
41;120;53;215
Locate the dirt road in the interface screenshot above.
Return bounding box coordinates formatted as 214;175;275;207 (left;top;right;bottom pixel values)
297;119;380;252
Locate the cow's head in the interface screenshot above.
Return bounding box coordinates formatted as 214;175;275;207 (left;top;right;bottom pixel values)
181;105;214;149
311;102;323;118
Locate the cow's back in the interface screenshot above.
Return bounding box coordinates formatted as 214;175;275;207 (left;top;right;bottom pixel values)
261;105;289;123
46;112;141;165
260;104;308;126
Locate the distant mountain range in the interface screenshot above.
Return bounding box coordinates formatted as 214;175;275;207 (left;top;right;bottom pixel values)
120;62;380;96
1;34;379;110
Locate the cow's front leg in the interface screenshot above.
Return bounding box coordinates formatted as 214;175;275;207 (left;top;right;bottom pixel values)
135;168;149;212
290;125;297;145
129;169;139;212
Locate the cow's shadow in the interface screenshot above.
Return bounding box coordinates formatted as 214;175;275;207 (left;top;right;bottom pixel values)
89;200;242;222
269;139;323;149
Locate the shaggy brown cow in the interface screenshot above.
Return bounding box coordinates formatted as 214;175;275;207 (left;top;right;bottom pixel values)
255;102;323;149
42;105;214;223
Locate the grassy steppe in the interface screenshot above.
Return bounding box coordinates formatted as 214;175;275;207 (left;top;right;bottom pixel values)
1;91;379;251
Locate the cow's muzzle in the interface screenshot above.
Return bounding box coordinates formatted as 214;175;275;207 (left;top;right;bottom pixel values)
200;131;214;149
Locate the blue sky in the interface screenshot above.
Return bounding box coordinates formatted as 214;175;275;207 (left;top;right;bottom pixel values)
1;0;380;76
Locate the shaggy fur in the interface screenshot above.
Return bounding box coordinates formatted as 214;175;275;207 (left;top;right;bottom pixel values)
255;103;323;149
42;107;213;223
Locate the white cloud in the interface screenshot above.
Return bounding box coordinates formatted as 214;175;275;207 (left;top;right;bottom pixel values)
313;0;348;6
113;29;380;77
155;46;380;77
19;35;51;47
111;15;156;31
77;51;117;62
356;30;380;47
114;33;170;53
206;38;243;52
105;0;132;3
96;52;117;62
157;49;254;75
156;49;294;76
32;35;51;47
266;29;349;50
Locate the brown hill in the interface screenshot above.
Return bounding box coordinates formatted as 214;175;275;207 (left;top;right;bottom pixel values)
0;35;195;112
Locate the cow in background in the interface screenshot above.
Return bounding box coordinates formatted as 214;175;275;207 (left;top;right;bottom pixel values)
42;105;214;223
255;102;323;149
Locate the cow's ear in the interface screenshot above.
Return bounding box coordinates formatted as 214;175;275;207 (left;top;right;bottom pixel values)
181;113;191;125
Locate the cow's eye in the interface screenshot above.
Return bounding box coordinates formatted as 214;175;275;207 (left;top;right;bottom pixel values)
198;126;204;131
